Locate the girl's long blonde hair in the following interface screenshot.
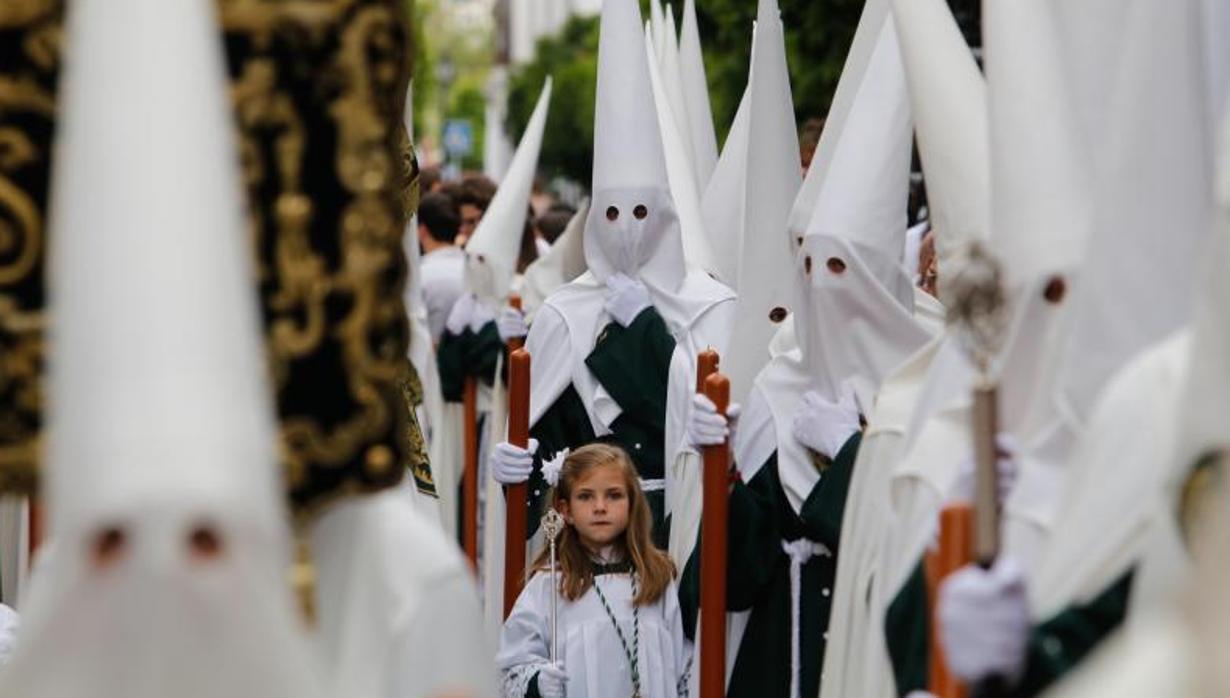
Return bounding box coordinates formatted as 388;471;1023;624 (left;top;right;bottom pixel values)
531;443;675;606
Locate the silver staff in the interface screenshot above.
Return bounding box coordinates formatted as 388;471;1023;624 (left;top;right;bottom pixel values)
541;508;566;662
946;242;1009;565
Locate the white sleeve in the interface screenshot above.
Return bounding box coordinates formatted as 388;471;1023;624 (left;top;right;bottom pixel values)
495;574;554;698
389;567;498;698
525;305;578;428
665;298;738;571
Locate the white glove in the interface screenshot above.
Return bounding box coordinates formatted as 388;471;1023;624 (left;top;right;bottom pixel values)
791;384;860;460
603;273;652;327
937;557;1030;684
536;662;567;698
491;438;539;485
953;433;1021;506
444;293;476;336
468;299;496;333
497;306;529;343
686;393;742;449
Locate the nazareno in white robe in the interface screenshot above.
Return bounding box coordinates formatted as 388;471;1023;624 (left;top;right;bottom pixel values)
498;571;690;698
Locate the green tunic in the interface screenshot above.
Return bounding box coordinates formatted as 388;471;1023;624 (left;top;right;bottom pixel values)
525;307;676;546
884;560;1135;697
679;432;862;698
437;319;505;402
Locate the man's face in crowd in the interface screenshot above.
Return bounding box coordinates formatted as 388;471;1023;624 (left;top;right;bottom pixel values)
458;203;483;243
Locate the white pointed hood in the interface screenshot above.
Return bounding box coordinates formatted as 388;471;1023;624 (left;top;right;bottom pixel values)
532;0;733;434
891;0;1094;541
465;78;552;309
0;0;324;695
650;0;667;63
799;13;928;408
1054;0;1214;422
679;0;719;188
736;13;929;513
588;0;689;286
661;9;690;145
879;0;992;501
1031;55;1224;619
790;0;892;249
722;0;803;404
986;2;1089;291
984;0;1092;446
645;18;718;276
892;0;988;304
701;24;755;288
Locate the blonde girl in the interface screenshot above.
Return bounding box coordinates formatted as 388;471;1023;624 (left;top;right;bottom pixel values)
497;444;690;698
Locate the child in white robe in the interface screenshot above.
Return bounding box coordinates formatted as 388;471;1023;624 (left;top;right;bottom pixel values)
498;443;691;698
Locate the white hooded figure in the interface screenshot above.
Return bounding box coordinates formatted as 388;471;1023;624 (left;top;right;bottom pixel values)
934;0;1217;693
1044;141;1230;698
679;2;929;696
814;0;987;693
489;0;734;565
863;0;1098;691
666;0;801;595
464;78;554;320
516;200;590;323
304;90;548;698
0;1;324;696
309;487;497;698
719;0;802;408
433;79;553;545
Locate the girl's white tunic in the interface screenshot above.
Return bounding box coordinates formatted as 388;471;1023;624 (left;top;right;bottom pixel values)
498;571;690;698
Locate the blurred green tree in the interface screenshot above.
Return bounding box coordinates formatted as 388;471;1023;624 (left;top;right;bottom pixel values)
505;0;980;190
505;16;600;187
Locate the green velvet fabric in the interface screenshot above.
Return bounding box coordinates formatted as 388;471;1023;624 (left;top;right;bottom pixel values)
883;557;1136;697
679;432;863;697
1010;568;1135;697
884;561;929;696
523;308;675;542
584;307;676;481
438;319;504;402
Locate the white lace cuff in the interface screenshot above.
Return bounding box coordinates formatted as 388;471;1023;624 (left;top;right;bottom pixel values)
501;662;548;698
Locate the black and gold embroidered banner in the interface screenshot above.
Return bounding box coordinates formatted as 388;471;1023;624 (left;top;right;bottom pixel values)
0;0;61;495
0;0;433;514
220;0;425;518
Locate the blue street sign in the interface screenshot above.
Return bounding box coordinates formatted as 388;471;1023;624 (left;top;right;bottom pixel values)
443;119;474;158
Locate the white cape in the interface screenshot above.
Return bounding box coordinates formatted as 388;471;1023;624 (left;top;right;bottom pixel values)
310;489;496;698
1030;331;1191;619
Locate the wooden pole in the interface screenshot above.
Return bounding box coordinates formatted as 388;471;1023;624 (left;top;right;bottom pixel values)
507;294;524;350
462;375;479;570
926;504;974;698
697;347;719;393
504;344;531;617
971;385;1000;566
970;386;1012;697
700;370;731;698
